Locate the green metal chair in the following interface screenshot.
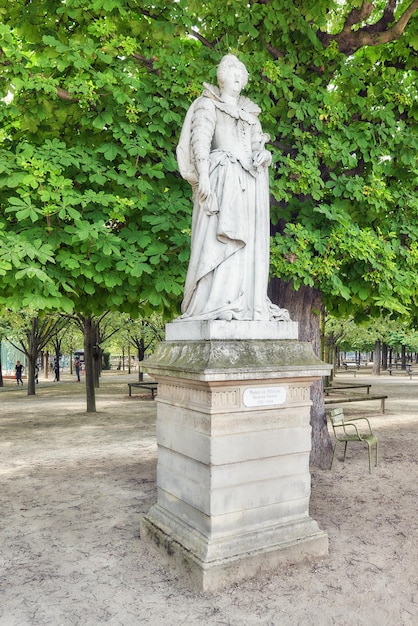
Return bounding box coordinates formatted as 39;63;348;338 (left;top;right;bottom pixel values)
329;407;378;473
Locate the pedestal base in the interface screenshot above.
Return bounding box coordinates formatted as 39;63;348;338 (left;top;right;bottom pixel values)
141;336;330;591
140;513;328;592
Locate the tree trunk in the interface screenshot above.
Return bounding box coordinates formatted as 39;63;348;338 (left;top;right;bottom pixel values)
0;343;3;387
26;317;38;396
44;351;49;378
382;343;388;370
54;350;60;382
138;338;145;381
26;356;37;396
83;316;96;413
401;345;406;369
91;320;100;388
269;279;333;469
335;345;340;373
93;348;100;388
372;340;381;375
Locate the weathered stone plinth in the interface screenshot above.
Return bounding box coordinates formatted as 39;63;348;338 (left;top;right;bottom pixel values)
140;321;331;591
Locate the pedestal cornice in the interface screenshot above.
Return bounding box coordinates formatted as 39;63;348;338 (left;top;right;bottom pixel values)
142;338;330;382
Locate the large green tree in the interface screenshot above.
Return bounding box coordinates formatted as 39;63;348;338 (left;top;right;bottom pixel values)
1;1;417;463
6;311;67;395
0;0;192;410
0;0;189;317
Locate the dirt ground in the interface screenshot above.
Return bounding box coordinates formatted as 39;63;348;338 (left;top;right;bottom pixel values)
0;370;417;626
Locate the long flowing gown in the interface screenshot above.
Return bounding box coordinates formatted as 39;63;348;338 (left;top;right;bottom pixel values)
176;84;289;322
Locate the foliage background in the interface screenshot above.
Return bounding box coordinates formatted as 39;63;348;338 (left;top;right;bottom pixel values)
0;0;417;324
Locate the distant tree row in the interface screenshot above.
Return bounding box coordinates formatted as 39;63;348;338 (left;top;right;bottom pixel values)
325;315;418;376
0;309;164;402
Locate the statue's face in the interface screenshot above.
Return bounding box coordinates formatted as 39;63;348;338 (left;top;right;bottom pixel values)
220;64;245;97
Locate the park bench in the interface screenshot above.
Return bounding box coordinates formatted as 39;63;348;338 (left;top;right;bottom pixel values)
341;361;369;370
324;383;372;395
325;393;387;413
342;362;359;370
388;365;414;379
388;363;413;371
128;381;158;399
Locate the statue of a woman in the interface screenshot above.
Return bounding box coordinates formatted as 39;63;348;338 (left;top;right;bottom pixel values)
176;54;289;322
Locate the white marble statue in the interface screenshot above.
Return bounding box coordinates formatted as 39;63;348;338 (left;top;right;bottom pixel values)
176;54;289;322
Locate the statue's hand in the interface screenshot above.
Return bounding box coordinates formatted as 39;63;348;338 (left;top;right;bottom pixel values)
252;150;272;168
202;193;218;216
198;173;211;202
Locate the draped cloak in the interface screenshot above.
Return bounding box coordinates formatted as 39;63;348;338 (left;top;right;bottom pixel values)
176;84;289;322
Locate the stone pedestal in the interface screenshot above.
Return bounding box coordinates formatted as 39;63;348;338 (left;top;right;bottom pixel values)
140;321;331;591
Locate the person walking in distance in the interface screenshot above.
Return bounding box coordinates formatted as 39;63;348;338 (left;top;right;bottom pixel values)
15;360;23;385
54;358;60;382
74;356;81;382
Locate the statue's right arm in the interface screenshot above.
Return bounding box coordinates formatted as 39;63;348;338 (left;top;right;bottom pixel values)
190;98;216;202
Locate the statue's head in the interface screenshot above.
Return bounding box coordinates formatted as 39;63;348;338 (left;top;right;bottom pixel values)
217;54;249;90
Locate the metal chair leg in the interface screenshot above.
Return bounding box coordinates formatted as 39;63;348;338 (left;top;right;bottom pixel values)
343;440;348;461
330;442;339;470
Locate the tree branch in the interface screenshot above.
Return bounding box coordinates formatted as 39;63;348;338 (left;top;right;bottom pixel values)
363;0;396;33
266;43;285;59
0;47;11;66
131;53;158;72
140;5;219;50
319;0;418;55
56;87;78;102
344;1;375;29
187;28;223;49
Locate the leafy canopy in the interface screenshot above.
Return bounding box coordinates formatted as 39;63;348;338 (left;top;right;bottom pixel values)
0;0;417;322
0;0;193;316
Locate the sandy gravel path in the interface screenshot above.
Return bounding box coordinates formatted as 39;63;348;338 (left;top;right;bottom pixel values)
0;372;417;625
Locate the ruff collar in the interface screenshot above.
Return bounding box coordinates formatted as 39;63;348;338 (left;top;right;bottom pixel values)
202;82;260;123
